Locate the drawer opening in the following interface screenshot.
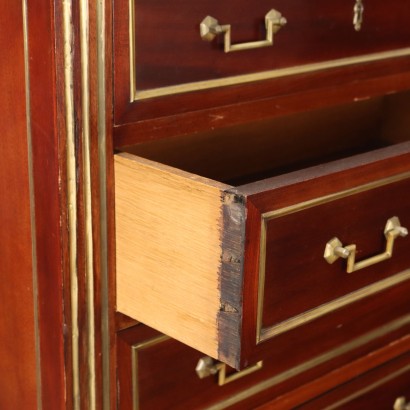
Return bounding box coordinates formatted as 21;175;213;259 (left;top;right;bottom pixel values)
123;90;410;185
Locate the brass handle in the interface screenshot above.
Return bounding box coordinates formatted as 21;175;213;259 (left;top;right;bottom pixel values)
324;217;408;273
195;356;263;386
200;9;287;53
394;397;410;410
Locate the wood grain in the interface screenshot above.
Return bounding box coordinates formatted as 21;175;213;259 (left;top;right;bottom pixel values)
26;0;68;407
115;153;230;360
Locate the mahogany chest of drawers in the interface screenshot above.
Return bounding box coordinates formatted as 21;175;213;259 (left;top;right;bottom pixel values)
113;0;410;407
1;0;410;408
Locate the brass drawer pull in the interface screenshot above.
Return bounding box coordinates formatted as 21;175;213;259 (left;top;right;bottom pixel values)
394;397;410;410
200;9;287;53
195;356;263;386
324;216;408;273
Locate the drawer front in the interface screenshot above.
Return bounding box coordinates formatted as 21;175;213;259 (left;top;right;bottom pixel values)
118;324;410;410
132;0;410;95
114;0;410;124
258;176;410;343
240;145;410;366
297;353;410;409
118;325;265;410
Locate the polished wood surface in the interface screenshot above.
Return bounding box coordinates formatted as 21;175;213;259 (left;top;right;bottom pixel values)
296;353;410;410
0;2;37;407
240;143;410;363
256;340;410;409
113;61;410;145
26;0;68;407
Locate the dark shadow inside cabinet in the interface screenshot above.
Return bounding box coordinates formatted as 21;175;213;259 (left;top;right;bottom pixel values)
124;90;410;185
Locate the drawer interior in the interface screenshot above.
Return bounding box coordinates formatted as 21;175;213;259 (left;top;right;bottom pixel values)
123;90;410;184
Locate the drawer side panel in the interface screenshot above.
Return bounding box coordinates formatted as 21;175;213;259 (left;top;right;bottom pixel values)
115;154;227;359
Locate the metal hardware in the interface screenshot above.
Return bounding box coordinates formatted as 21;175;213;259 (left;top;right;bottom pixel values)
324;216;408;273
394;397;410;410
353;0;364;31
200;9;287;53
196;357;263;386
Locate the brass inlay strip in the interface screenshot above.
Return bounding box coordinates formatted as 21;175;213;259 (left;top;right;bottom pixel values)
129;0;136;102
79;0;97;407
131;335;170;410
63;0;80;407
96;0;111;407
324;363;410;410
22;0;42;408
128;0;410;100
257;171;410;343
204;315;410;410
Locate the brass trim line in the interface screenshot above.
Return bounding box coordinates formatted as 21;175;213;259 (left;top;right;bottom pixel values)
217;361;263;386
63;0;80;407
23;0;42;408
128;0;410;101
79;0;97;407
204;315;410;410
257;171;410;344
131;335;170;410
129;0;136;102
96;0;111;407
324;363;410;410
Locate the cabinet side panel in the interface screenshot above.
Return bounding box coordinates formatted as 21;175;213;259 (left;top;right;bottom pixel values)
0;1;38;407
115;154;225;359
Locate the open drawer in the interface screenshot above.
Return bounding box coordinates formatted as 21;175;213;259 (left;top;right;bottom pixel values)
115;92;410;369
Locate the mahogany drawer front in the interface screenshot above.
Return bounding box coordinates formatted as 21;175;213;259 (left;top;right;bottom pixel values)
296;352;410;410
115;138;410;369
114;0;410;123
118;325;268;410
118;325;410;410
257;177;410;343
